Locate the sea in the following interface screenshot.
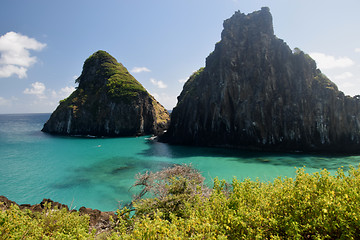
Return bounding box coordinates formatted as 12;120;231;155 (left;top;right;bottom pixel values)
1;113;360;211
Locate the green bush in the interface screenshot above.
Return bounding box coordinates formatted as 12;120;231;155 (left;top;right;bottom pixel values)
130;164;210;220
112;165;360;239
2;165;360;239
0;203;94;239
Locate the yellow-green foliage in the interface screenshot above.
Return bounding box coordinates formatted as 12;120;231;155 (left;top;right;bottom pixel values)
2;166;360;239
106;71;146;100
58;89;87;117
57;51;149;115
151;97;170;125
176;67;205;106
314;74;338;92
112;166;360;239
86;50;146;100
0;203;94;239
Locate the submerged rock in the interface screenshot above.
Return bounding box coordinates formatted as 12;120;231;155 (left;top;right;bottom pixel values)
42;50;169;136
164;7;360;153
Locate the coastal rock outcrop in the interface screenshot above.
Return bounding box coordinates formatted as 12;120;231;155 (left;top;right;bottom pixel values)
42;50;169;136
0;196;116;233
164;7;360;153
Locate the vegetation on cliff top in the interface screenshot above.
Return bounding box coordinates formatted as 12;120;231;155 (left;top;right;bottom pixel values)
175;67;205;106
77;50;147;101
58;50;147;112
2;164;360;239
54;50;162;121
293;48;338;92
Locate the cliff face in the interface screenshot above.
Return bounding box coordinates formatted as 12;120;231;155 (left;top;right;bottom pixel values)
42;50;169;136
165;7;360;153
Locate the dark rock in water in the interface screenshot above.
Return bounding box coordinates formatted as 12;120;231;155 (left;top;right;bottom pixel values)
111;166;132;175
163;7;360;153
42;50;169;137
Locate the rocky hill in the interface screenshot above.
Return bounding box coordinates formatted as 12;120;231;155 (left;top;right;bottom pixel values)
42;50;169;136
164;7;360;153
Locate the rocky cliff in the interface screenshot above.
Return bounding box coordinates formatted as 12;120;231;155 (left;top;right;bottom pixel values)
164;7;360;153
42;50;169;136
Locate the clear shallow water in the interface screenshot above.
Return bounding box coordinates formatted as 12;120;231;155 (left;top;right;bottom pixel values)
1;113;360;211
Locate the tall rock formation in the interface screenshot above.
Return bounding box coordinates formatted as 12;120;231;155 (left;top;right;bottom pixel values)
42;50;169;136
164;7;360;153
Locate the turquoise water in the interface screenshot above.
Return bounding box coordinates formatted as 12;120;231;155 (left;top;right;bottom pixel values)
1;113;360;211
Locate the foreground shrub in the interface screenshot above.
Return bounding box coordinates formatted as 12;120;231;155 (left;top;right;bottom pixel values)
130;164;211;220
2;165;360;239
0;203;94;239
112;165;360;239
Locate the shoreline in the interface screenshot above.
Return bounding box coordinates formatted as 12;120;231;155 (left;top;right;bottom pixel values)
0;195;116;233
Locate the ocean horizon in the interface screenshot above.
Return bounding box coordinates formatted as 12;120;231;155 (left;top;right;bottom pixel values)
1;113;360;211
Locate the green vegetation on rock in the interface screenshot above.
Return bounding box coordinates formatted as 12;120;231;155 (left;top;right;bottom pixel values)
2;165;360;239
0;203;93;239
106;72;146;100
43;50;169;136
58;50;149;114
112;165;360;239
57;89;88;117
77;50;146;101
176;67;205;106
151;97;170;126
314;74;338;91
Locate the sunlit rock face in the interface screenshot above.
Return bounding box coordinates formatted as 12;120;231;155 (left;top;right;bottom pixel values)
164;7;360;153
42;50;169;137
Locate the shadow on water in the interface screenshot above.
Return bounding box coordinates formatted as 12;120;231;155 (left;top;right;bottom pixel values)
51;156;177;208
140;140;360;171
52;156;174;190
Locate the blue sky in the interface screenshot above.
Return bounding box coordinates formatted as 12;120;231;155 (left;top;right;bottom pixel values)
1;0;360;113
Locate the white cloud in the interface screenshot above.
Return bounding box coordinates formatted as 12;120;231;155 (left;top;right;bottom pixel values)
0;97;10;106
72;75;79;80
131;67;151;73
309;52;354;70
24;82;46;98
59;86;75;97
178;78;187;84
340;82;356;88
150;92;176;110
0;96;18;107
150;78;167;88
0;31;46;78
355;48;360;53
0;65;28;78
51;86;75;99
334;72;353;80
22;84;75;113
151;92;160;100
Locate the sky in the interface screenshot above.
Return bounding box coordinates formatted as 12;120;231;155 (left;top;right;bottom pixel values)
1;0;360;114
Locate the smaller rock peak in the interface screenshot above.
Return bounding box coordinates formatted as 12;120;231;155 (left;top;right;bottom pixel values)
42;50;170;137
76;50;127;90
82;50;120;74
84;50;117;65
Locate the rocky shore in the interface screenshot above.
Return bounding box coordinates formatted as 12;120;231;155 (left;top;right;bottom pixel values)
0;196;116;234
